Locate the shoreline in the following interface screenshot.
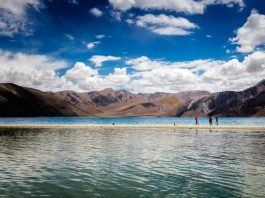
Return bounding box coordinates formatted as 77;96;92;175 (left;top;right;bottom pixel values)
0;124;265;131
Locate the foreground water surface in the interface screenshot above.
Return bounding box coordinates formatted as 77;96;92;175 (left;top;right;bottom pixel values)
0;127;265;198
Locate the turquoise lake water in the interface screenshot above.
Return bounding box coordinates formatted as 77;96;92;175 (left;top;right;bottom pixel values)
0;117;265;126
0;118;265;197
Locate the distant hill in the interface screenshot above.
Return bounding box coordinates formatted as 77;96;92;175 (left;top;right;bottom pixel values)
0;83;209;117
0;83;87;117
0;80;264;117
176;80;265;117
54;88;209;117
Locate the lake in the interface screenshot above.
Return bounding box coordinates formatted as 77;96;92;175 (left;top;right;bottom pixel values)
0;117;265;197
0;117;265;126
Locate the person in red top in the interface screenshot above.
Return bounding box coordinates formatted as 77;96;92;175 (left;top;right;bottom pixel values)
195;116;199;125
209;116;212;126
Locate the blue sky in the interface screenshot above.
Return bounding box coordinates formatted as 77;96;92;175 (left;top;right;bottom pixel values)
0;0;265;93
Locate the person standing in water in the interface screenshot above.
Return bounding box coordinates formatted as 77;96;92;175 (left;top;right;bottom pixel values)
195;116;199;125
209;116;212;126
215;116;218;125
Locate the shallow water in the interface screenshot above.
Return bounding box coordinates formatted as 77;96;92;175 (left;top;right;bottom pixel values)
0;127;265;197
0;117;265;126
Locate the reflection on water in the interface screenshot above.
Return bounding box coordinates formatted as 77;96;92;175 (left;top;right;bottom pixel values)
0;128;265;197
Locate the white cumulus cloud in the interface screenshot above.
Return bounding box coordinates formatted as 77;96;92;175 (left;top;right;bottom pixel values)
126;56;166;71
132;14;198;36
230;10;265;53
64;62;98;82
242;51;265;72
1;50;265;94
0;50;129;92
90;55;121;67
63;65;129;91
0;50;70;91
127;51;265;93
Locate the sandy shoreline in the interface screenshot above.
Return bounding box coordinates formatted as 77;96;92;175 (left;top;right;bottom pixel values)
0;124;265;131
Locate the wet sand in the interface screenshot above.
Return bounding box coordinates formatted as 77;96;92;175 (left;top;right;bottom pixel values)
0;124;265;131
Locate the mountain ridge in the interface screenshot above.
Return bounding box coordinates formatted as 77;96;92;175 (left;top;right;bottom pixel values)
0;80;264;117
176;80;265;117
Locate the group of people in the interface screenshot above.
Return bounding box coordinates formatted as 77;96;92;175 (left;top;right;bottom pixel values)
195;116;218;125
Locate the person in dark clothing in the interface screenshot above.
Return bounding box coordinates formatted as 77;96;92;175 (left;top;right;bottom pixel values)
209;116;212;126
195;116;199;125
215;116;218;125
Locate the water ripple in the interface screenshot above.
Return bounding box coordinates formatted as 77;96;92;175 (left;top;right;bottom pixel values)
0;128;265;197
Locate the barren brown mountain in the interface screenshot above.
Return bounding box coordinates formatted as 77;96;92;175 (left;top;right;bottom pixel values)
0;83;209;117
176;80;265;117
0;80;264;117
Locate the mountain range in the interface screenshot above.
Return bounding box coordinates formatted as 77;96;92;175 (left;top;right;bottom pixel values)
0;80;264;117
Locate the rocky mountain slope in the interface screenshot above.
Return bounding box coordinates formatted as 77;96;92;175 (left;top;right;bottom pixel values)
0;80;264;117
0;83;84;117
54;88;210;117
0;83;209;117
176;80;265;117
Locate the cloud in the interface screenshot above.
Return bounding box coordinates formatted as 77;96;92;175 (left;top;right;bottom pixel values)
110;10;122;21
0;0;40;15
64;63;129;91
64;62;98;81
0;0;42;36
96;34;105;39
131;67;199;93
64;34;75;40
102;68;130;88
126;19;134;24
89;55;121;67
0;50;71;91
230;10;265;53
108;0;244;14
126;51;265;93
90;8;103;17
132;14;198;36
242;51;265;73
204;0;244;8
0;50;66;72
126;56;165;70
1;50;264;94
126;56;218;71
0;50;126;92
0;50;129;92
87;41;100;49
